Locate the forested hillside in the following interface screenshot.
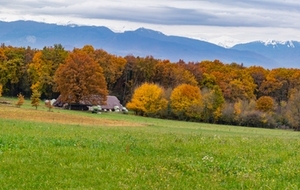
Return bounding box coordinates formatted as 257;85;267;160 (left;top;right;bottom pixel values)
1;44;300;130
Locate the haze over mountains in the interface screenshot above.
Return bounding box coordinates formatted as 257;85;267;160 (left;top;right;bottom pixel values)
1;20;299;68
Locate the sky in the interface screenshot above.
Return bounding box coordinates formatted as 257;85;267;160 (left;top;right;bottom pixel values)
0;0;300;47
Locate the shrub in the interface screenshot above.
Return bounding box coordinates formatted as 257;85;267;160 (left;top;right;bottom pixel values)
219;103;237;125
16;93;25;108
239;110;276;128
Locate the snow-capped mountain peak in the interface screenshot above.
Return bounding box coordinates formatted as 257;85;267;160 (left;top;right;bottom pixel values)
262;40;295;48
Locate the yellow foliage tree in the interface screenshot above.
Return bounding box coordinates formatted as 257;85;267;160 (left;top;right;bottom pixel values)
28;45;68;98
170;84;202;119
126;83;168;116
28;51;44;92
30;89;41;110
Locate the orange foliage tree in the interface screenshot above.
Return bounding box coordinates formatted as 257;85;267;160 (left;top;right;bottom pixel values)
154;60;198;89
256;96;275;113
15;93;25;107
170;84;202;120
259;68;297;102
94;49;127;92
54;48;108;105
126;83;168;116
246;66;268;97
198;60;256;102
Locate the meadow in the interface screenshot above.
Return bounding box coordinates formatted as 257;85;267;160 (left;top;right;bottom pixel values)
1;97;300;189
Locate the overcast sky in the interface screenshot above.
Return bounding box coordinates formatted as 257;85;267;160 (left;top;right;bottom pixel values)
1;0;300;47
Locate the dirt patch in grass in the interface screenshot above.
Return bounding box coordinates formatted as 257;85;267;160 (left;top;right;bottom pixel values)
0;105;143;127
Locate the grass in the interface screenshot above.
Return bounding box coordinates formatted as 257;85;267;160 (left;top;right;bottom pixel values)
1;97;300;189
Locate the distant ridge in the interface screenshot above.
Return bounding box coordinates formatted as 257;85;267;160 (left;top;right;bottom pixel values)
231;41;300;68
0;20;299;68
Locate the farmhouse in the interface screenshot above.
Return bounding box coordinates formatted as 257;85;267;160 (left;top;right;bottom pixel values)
53;95;126;112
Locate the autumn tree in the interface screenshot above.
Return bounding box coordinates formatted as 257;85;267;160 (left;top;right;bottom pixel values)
200;86;225;122
116;55;140;104
153;60;198;89
259;68;296;103
116;55;160;104
0;48;8;89
227;78;256;102
28;51;43;92
179;61;203;85
0;46;29;96
54;48;108;106
16;93;25;107
93;49;127;92
28;45;68;98
285;89;300;130
200;73;217;90
198;60;256;102
246;66;268;97
0;84;2;97
170;84;202;120
290;70;300;90
30;90;41;109
126;83;168;116
256;96;275;113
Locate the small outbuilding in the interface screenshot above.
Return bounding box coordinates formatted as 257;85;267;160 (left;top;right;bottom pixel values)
101;96;123;111
53;95;126;112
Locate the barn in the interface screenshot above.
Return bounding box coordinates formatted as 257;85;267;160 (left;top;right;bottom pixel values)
53;95;126;112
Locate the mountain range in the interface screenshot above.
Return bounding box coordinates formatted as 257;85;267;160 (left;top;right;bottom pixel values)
0;20;299;69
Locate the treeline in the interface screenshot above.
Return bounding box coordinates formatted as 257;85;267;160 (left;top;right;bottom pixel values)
0;44;300;130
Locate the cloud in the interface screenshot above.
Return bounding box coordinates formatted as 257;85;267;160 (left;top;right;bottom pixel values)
0;0;300;45
1;0;299;27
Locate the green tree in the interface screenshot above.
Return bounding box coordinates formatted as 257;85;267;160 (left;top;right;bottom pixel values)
54;48;108;106
200;73;217;90
126;83;168;116
200;86;225;122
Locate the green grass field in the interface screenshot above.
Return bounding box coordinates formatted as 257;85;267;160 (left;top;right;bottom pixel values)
1;97;300;189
